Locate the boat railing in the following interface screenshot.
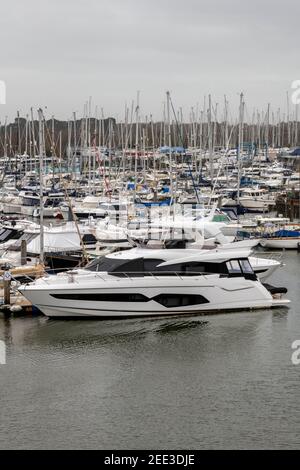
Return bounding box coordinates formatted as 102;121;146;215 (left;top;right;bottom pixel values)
98;271;217;281
11;270;217;285
10;273;38;285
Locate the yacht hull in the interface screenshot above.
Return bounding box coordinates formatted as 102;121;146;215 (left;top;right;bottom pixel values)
19;275;289;318
33;302;289;318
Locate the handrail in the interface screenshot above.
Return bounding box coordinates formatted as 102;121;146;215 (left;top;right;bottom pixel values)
14;270;219;284
13;268;256;286
94;270;219;281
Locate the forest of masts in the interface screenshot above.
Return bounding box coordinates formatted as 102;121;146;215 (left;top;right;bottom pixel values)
0;93;299;158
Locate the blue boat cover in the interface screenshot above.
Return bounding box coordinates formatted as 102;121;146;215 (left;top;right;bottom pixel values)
273;230;300;237
289;147;300;156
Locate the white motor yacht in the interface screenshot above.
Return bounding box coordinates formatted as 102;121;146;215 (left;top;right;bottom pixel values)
19;247;289;318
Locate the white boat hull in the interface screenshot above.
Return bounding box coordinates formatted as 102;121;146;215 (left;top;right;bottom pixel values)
19;274;289;318
239;198;270;212
260;238;300;249
20;206;35;216
2;203;22;214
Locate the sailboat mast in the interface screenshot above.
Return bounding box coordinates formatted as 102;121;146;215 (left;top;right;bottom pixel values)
208;94;213;180
166;91;173;204
4;116;7;159
265;103;270;160
134;91;140;201
25;114;28;175
38;108;45;265
237;92;244;208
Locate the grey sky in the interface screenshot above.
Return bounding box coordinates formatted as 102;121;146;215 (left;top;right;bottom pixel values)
0;0;299;121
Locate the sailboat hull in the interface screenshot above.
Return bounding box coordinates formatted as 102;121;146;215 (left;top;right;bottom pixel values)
260;238;300;249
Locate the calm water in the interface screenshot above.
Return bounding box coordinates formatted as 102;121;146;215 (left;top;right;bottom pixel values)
0;251;300;449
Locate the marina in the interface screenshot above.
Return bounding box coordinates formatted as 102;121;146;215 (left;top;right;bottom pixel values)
0;92;299;317
1;0;300;454
1;97;299;449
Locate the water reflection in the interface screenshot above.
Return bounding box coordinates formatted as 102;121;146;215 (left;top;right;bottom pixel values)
0;251;299;449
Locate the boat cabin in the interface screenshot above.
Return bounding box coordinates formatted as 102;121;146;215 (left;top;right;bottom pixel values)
85;254;256;280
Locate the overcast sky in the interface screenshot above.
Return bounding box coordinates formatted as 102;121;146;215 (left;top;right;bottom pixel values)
0;0;299;122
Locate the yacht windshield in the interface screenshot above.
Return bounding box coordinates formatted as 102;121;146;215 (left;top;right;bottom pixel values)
227;260;241;274
85;256;144;273
226;258;254;276
239;259;253;274
85;257;129;272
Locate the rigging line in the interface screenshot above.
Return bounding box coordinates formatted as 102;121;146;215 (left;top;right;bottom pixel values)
41;110;90;265
168;93;201;205
208;123;236;206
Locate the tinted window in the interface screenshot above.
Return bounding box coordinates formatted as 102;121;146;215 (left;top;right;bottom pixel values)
86;256;146;274
184;263;205;273
51;293;149;302
153;293;209;308
239;259;253;274
85;256;132;272
143;259;164;271
226;260;241;274
153;261;226;275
